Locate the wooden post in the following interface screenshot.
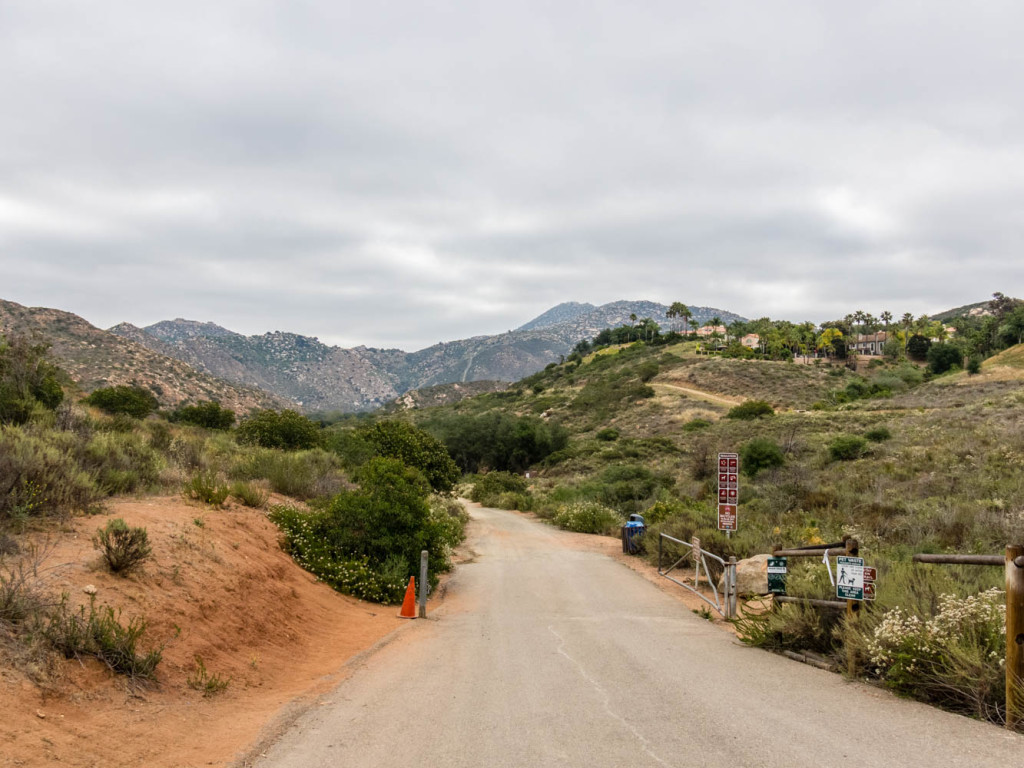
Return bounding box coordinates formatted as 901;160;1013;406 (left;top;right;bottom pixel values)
1006;545;1024;729
845;538;860;677
418;550;428;619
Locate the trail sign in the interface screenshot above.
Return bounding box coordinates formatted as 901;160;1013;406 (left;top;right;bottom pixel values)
767;557;787;595
717;504;737;531
836;555;865;601
717;453;739;531
863;566;876;601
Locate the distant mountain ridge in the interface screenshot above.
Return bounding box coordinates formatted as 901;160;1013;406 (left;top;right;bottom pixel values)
0;300;286;413
109;300;745;412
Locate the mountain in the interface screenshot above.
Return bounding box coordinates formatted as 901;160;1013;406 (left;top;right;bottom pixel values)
931;300;995;323
517;302;596;331
0;300;287;413
109;300;745;413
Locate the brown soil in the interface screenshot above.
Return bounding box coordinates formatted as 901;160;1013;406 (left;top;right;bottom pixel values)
0;496;407;768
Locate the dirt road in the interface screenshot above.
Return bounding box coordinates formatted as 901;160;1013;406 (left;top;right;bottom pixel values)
252;505;1023;768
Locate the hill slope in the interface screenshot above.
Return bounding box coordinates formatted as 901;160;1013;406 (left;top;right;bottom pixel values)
0;300;285;413
112;301;745;413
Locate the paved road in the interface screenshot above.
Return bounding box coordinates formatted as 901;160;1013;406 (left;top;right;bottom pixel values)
254;505;1023;768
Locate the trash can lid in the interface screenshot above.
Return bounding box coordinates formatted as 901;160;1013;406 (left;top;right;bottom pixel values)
627;513;646;524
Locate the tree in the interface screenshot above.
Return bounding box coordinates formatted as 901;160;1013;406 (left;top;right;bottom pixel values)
906;334;932;361
359;420;460;494
817;328;843;359
927;343;963;374
170;400;235;430
667;302;691;334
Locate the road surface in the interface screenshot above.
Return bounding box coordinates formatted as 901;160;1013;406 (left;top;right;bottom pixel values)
253;505;1022;767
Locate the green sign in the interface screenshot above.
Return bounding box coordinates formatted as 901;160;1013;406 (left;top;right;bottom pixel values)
767;557;787;595
836;555;864;601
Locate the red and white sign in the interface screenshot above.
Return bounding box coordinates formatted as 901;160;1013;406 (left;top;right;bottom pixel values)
717;453;739;531
718;504;737;531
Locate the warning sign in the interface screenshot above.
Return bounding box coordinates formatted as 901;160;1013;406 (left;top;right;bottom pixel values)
863;566;876;601
836;555;864;601
717;504;737;531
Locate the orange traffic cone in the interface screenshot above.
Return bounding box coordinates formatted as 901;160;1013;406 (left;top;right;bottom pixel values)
398;576;417;619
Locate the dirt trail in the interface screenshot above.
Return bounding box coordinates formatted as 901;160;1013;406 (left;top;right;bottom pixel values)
653;380;744;406
0;496;408;768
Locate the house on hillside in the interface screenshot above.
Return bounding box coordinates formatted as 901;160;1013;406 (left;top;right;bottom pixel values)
849;331;888;356
740;333;760;349
695;325;727;338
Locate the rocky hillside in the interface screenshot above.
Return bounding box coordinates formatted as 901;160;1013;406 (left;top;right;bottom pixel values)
381;380;510;413
107;300;745;413
0;300;286;414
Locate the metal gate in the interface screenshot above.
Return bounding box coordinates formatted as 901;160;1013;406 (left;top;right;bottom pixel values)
658;533;737;618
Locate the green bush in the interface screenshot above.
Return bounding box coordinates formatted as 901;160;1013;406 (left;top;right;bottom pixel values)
967;357;982;375
82;431;163;494
93;519;152;574
230;448;345;500
0;426;102;523
552;501;622;534
726;400;774;420
927;343;963;375
864;426;892;443
596;427;620;442
682;418;711;432
469;471;528;506
44;595;162;679
360;421;460;494
829;434;869;461
85;386;159;419
0;335;65;425
270;458;465;603
184;470;230;507
739;438;784;477
187;655;230;695
170;401;235;430
236;409;322;451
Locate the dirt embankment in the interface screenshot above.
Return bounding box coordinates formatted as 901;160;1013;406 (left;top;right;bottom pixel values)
1;496;405;768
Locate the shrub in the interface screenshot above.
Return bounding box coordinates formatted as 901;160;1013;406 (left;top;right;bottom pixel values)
44;595;162;679
829;434;869;461
360;421;460;494
739;438;784;477
906;334;931;361
270;458;465;603
596;464;663;511
424;412;568;474
0;335;65;425
967;357;982;375
236;409;322;451
864;426;892;443
82;431;163;494
927;343;963;375
229;481;268;508
596;427;620;442
726;400;774;420
187;655;230;695
85;386;159;419
170;401;235;430
682;418;711;432
635;362;660;382
552;501;622;534
231;448;345;500
469;472;528;506
866;589;1005;720
184;470;230;507
93;519;152;574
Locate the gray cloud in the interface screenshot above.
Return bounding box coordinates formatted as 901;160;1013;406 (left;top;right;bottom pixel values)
2;1;1023;350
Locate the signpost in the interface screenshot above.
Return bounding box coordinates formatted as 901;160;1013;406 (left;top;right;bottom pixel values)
767;557;787;595
836;555;865;601
717;453;739;533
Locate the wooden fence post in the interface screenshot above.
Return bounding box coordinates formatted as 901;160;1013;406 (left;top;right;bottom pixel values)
418;550;428;619
1006;545;1024;729
845;538;860;677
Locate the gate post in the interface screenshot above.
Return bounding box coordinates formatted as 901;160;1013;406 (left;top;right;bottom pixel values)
727;556;737;619
1006;545;1024;729
845;538;860;677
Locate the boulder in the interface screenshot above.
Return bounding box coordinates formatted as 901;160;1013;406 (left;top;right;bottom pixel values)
717;553;771;596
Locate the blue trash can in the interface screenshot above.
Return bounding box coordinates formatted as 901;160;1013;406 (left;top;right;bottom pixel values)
622;514;646;554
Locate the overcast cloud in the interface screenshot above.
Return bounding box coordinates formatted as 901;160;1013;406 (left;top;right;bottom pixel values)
2;1;1023;350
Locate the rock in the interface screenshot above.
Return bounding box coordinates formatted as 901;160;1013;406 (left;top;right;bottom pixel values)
83;584;97;595
717;554;772;596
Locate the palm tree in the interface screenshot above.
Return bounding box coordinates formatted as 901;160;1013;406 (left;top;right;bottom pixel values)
629;313;638;341
901;312;914;350
667;302;690;334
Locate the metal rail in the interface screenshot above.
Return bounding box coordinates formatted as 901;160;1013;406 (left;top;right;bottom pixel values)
658;533;737;618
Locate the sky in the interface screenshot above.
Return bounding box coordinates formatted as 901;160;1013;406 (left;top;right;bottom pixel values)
2;1;1023;351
